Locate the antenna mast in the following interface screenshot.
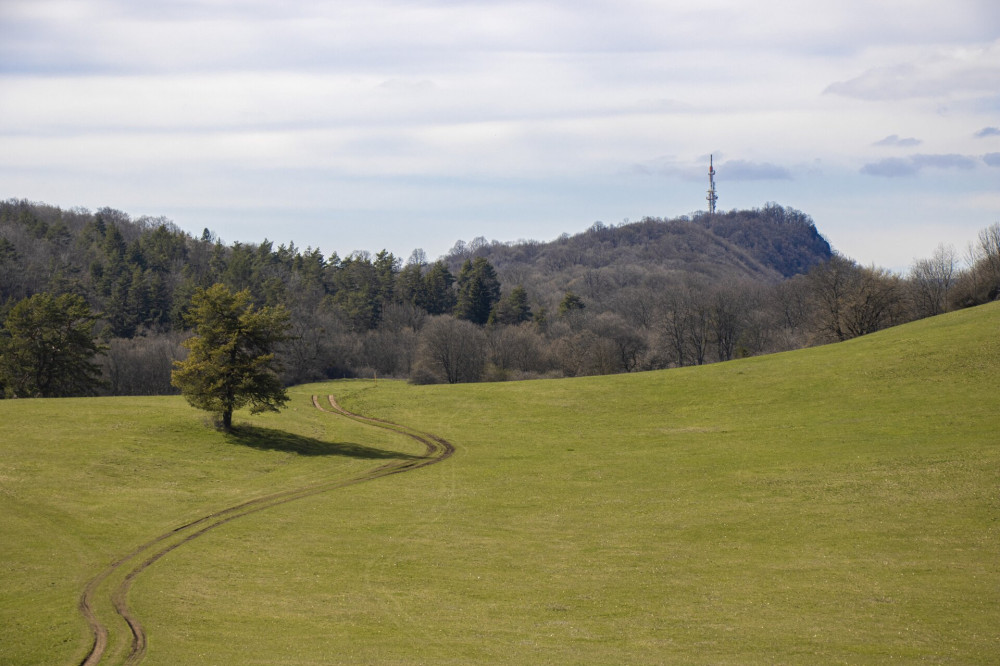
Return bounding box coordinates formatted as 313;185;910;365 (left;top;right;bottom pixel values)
706;154;718;214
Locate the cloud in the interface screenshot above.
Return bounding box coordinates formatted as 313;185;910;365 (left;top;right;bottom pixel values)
912;154;979;170
3;0;1000;269
861;153;978;177
975;126;1000;138
720;160;793;181
634;98;694;114
860;158;919;177
377;78;436;92
627;156;702;181
984;153;1000;167
825;63;916;100
627;155;796;183
873;134;922;147
824;43;1000;101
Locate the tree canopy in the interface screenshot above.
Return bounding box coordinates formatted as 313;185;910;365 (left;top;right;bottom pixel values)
489;285;532;326
454;257;501;325
171;283;291;430
0;292;106;398
3;198;994;390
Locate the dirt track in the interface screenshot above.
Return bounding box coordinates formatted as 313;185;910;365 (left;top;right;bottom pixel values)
77;395;453;666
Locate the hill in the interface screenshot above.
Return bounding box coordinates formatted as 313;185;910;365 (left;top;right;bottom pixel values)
1;198;841;391
449;202;831;283
1;302;997;663
442;204;832;321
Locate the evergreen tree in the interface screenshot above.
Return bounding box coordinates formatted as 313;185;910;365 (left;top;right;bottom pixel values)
373;249;399;306
0;292;106;397
558;291;586;317
420;261;457;315
0;237;21;302
454;257;501;325
488;285;532;326
397;261;427;308
171;283;291;430
331;253;380;331
104;275;134;337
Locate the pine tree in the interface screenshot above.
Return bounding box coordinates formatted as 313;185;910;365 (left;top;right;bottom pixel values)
171;283;291;430
0;293;106;397
420;261;457;315
558;291;586;317
488;285;532;326
454;257;501;325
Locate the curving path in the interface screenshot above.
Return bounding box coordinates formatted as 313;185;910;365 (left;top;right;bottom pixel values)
77;395;453;666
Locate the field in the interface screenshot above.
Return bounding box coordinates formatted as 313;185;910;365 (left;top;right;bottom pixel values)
1;302;998;664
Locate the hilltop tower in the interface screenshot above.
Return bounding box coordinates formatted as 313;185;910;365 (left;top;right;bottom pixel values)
706;154;718;214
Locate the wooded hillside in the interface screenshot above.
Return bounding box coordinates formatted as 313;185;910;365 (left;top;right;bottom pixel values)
457;203;831;281
1;198;997;396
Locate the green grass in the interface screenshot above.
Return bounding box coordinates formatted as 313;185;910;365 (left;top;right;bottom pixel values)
0;394;424;664
2;303;998;664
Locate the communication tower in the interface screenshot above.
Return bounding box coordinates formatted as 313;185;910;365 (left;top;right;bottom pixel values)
706;154;718;214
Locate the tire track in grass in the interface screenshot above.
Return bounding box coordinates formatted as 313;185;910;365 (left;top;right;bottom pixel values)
77;395;453;666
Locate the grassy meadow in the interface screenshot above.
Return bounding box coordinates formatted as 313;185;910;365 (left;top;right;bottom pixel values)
1;302;998;664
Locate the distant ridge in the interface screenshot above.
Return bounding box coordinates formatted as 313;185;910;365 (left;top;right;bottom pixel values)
446;202;832;283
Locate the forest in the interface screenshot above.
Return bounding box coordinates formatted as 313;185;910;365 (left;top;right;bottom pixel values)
1;197;998;397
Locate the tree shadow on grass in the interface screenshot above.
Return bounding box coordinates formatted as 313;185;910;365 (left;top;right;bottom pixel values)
227;425;422;461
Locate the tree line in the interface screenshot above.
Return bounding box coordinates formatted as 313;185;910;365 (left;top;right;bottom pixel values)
1;197;998;397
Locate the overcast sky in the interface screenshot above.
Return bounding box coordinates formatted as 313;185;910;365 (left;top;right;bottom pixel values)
2;0;998;269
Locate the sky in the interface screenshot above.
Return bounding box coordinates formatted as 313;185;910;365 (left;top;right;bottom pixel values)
2;0;999;271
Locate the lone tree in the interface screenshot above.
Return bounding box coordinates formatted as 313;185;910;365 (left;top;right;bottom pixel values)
0;292;106;398
171;283;291;430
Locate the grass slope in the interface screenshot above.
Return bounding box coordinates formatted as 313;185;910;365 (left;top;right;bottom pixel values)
1;303;998;664
0;395;425;664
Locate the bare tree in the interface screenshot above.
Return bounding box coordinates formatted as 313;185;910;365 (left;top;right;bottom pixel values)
962;222;1000;303
739;306;775;358
102;333;186;395
361;327;418;377
487;323;548;376
655;278;712;366
975;223;1000;283
551;329;619;377
842;266;905;338
612;285;656;330
771;276;811;331
414;315;486;384
711;283;745;362
590;312;648;372
380;301;426;334
279;295;351;384
657;288;690;367
909;243;958;317
807;254;859;342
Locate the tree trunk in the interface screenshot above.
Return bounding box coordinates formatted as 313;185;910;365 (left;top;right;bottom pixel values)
222;408;233;431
